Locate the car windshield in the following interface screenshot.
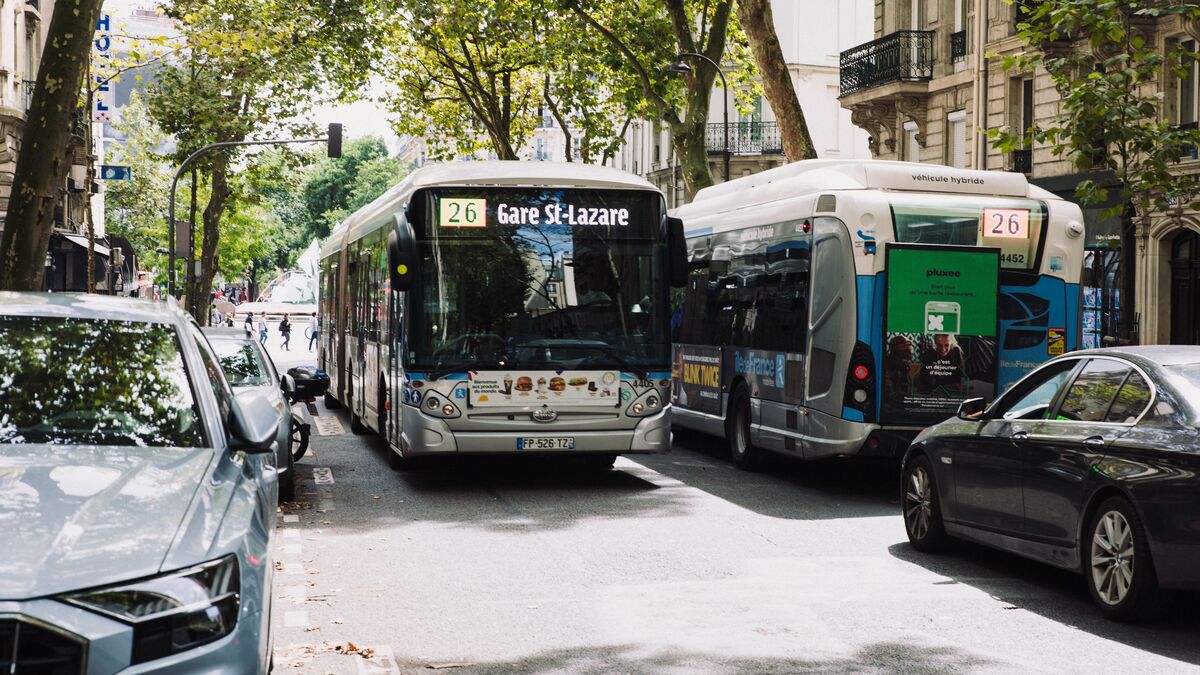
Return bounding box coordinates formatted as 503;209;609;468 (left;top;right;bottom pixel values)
0;316;205;447
408;187;670;372
210;337;273;387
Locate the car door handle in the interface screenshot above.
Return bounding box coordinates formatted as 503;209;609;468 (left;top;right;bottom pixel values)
1082;436;1106;448
1011;431;1029;443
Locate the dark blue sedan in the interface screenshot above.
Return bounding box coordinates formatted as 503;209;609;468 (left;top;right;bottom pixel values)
902;347;1200;621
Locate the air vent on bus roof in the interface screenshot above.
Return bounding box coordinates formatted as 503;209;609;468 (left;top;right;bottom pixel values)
815;194;837;213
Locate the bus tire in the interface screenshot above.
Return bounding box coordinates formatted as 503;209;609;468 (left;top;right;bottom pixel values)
323;393;341;410
387;448;406;470
726;385;761;471
350;412;368;435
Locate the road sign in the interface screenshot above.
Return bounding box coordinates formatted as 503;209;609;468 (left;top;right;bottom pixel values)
100;165;131;180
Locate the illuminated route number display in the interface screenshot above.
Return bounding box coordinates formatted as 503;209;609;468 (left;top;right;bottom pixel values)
439;198;487;228
981;207;1031;269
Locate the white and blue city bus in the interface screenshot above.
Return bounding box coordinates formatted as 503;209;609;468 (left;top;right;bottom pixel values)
319;162;687;468
670;159;1086;467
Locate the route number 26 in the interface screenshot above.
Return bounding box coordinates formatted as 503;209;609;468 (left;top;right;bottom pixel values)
439;198;487;228
981;208;1029;239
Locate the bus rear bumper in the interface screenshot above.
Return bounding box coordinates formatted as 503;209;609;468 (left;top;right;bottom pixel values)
399;407;671;457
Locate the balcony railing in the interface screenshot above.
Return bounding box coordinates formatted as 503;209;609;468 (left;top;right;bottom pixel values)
950;30;967;62
839;30;934;96
22;80;35;111
1011;149;1032;174
705;121;783;155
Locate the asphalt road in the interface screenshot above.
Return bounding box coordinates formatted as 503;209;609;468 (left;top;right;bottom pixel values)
260;348;1200;674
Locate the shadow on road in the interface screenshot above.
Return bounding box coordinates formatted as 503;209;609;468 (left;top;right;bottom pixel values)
889;541;1200;666
637;429;900;521
395;641;994;674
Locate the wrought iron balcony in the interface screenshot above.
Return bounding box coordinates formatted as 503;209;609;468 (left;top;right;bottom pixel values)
22;80;35;111
839;30;934;97
1011;149;1032;174
951;30;967;63
705;121;783;155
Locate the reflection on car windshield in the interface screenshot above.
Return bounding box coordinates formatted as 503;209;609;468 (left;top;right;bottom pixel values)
0;316;205;447
210;338;272;387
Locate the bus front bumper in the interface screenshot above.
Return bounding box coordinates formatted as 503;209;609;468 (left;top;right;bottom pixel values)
398;406;671;457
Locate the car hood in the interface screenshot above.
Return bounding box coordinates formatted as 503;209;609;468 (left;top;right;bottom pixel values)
0;444;216;599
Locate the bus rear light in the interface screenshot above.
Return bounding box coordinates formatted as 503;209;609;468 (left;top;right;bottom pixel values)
867;437;879;449
853;365;870;381
843;341;876;423
853;388;868;403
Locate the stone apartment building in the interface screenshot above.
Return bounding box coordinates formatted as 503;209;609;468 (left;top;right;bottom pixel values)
0;0;103;292
838;0;1200;346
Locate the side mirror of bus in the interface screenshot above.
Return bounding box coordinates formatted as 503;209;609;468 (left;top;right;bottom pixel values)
388;215;417;293
666;216;688;288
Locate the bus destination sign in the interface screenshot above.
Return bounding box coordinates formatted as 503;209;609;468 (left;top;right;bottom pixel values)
438;197;632;228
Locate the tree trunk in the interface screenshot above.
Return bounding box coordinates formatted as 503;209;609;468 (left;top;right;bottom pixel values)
673;120;714;201
0;0;106;290
737;0;816;161
194;152;234;325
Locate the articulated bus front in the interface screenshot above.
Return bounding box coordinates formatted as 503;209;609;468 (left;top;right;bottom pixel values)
389;185;679;459
843;188;1085;453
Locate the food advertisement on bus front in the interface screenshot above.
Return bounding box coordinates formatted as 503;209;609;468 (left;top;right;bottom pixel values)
883;244;1000;422
672;345;722;415
469;370;619;406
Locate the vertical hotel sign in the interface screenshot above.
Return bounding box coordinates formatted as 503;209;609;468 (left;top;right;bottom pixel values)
93;14;114;123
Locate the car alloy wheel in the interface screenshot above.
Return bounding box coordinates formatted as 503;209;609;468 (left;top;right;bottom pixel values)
905;465;933;541
1091;509;1135;606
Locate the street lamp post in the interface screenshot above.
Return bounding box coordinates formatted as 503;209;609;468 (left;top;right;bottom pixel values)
167;123;343;297
667;52;730;183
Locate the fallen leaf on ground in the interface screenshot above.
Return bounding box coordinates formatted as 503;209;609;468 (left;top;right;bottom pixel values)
305;568;320;575
330;617;344;624
304;626;320;632
426;662;475;669
372;495;381;500
273;561;284;571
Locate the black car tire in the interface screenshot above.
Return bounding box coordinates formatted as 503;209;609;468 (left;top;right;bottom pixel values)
290;419;310;463
902;454;950;552
1084;496;1164;622
726;385;761;470
323;392;341;410
278;440;296;502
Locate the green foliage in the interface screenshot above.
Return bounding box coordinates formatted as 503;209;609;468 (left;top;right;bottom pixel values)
106;94;174;283
990;0;1200;218
300;137;406;239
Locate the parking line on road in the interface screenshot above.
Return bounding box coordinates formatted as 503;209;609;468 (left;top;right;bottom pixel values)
313;467;335;485
283;610;309;628
283;514;299;523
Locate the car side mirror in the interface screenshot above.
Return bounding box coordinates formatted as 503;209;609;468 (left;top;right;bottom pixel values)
281;374;296;394
388;213;418;293
229;389;279;454
957;397;987;421
666;216;688;288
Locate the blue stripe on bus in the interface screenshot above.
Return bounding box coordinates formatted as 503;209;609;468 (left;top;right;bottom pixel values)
621;371;671;380
842;406;865;422
855;273;886;418
1065;282;1080;351
686;227;713;239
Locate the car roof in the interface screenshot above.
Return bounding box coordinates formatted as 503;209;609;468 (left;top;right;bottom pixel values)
0;292;188;325
1065;346;1200;367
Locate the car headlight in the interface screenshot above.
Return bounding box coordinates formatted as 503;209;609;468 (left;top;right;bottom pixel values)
61;555;240;664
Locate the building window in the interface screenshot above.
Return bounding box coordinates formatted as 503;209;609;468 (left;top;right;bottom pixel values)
947;110;966;169
1180;40;1198;127
910;0;926;29
903;121;920;163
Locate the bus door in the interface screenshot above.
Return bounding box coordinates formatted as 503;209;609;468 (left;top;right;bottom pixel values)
804;217;857;456
355;246;371;421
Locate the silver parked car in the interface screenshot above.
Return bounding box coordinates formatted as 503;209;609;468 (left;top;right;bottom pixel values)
203;326;299;501
0;293;280;674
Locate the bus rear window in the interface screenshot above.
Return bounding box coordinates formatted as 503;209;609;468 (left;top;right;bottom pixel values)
890;195;1047;270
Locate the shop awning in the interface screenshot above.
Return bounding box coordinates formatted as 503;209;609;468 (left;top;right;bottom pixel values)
62;234;110;257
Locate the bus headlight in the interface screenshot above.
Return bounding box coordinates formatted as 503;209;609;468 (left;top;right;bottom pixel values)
626;390;664;418
421;394;461;419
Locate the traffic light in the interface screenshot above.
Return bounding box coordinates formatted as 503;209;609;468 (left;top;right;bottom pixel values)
327;123;343;159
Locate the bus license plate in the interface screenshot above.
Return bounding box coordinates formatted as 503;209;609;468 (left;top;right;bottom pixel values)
517;436;574;450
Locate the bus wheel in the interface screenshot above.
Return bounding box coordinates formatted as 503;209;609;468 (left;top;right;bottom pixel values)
323;392;341;410
350;412;368;435
726;386;760;471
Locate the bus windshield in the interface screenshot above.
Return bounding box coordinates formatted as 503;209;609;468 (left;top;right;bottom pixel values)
889;194;1047;270
408;188;670;374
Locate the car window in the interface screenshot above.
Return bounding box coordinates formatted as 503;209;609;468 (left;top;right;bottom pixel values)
996;360;1077;420
1057;359;1131;422
0;316;205;446
1105;371;1152;424
188;324;236;427
210;338;273;387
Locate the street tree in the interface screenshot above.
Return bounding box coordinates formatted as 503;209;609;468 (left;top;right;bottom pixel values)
105;93;173;284
147;0;387;323
989;0;1200;340
737;0;816;161
0;0;107;291
565;0;753;199
300;137;406;241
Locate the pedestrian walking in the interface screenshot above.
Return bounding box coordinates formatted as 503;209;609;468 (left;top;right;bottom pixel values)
243;311;253;334
307;312;318;352
257;313;268;345
280;313;292;351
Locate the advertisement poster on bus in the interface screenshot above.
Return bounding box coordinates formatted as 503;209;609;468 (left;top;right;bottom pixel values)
883;244;1000;422
469;370;619;407
673;345;722;415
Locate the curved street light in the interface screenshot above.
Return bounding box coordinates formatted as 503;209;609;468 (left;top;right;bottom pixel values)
667;52;730;183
